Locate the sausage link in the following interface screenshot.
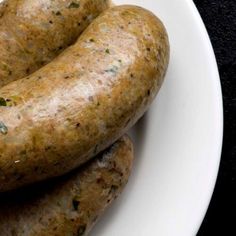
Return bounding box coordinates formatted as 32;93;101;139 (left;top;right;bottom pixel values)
0;135;133;236
0;0;110;86
0;5;169;191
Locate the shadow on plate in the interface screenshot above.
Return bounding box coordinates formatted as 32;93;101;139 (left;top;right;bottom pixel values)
91;113;148;235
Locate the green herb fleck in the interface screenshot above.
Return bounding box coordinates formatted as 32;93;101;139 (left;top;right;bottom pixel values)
45;146;52;151
0;97;6;106
109;185;118;194
77;225;86;236
118;59;122;63
1;63;10;73
52;10;62;16
20;150;27;155
105;65;119;75
72;197;80;211
68;1;80;8
0;121;8;135
55;11;62;16
105;48;110;54
1;96;21;107
26;68;30;74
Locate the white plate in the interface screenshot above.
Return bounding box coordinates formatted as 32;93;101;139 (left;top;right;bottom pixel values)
92;0;223;235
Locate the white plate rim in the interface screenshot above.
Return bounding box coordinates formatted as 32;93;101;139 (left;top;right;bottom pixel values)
0;0;223;235
184;1;223;233
93;0;224;235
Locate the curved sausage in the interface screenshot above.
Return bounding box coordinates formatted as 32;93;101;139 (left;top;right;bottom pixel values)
0;135;133;236
0;0;110;86
0;5;169;191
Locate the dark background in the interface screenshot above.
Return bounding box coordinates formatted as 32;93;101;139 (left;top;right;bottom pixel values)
193;0;235;235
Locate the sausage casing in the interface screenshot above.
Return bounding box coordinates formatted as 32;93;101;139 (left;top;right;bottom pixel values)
0;135;133;236
0;5;169;191
0;0;110;86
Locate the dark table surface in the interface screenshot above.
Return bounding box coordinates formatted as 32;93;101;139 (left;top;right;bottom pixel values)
193;0;235;234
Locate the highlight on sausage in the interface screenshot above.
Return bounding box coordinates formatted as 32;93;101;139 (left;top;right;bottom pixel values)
0;135;133;236
0;5;169;192
0;0;111;86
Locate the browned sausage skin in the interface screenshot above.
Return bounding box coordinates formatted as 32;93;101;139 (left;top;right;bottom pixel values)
0;5;169;192
0;135;133;236
0;0;111;86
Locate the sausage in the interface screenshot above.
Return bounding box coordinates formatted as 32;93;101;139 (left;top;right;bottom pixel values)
0;0;111;86
0;135;133;236
0;5;169;191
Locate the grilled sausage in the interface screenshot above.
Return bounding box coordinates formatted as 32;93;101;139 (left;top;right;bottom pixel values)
0;5;169;191
0;0;110;86
0;135;133;236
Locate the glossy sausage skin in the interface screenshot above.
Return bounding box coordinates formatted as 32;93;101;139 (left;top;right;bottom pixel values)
0;0;110;86
0;5;169;191
0;135;133;236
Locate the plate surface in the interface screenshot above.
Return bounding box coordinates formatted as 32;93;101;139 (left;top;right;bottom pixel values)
92;0;223;235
